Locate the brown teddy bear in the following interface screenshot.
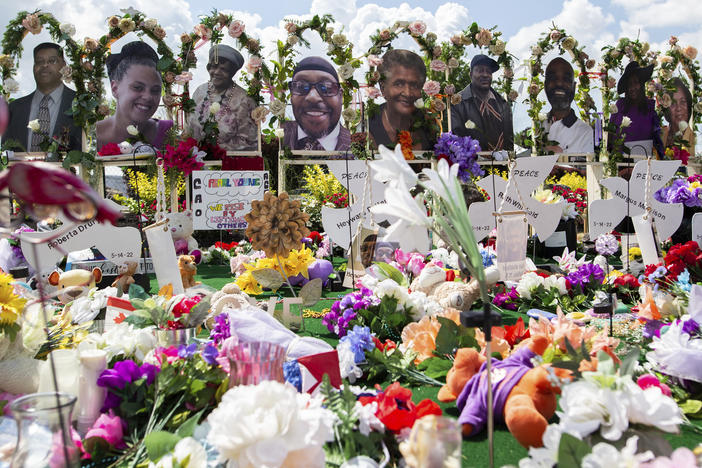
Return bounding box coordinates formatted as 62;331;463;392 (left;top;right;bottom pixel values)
438;335;571;448
111;261;137;295
178;255;201;289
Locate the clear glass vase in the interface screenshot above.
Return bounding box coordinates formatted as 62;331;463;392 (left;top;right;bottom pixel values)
10;392;80;468
228;341;285;388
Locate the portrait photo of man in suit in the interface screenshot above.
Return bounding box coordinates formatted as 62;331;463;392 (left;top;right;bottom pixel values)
2;42;82;152
283;56;350;152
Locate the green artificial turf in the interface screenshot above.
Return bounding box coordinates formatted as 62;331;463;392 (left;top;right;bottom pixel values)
152;264;702;467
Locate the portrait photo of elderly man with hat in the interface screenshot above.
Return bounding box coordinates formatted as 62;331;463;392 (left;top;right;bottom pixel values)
609;60;664;157
283;56;350;152
451;54;513;153
543;57;593;154
188;44;258;151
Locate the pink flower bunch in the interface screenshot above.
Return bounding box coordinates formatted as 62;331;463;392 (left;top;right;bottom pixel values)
85;412;126;449
408;21;426;37
159;138;205;177
636;374;672;397
394;248;428;277
228;20;245;38
423;80;440;96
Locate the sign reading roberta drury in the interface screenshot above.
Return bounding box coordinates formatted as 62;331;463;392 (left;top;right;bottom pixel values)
283;56;350;152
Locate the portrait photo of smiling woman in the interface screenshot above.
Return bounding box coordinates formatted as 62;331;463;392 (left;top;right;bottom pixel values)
187;44;258;151
283;56;350;152
96;41;173;150
369;49;433;150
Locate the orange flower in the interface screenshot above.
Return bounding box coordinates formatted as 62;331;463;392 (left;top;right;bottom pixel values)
636;286;661;321
475;327;511;358
398;131;414;160
401;309;461;362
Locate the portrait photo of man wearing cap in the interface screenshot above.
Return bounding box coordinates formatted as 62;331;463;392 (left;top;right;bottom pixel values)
188;44;258;151
543;57;593;155
369;49;434;150
609;61;664;157
451;54;513;152
283;56;350;152
2;42;82;152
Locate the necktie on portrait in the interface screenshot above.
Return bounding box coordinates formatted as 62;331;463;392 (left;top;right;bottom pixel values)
298;136;325;151
31;94;51;152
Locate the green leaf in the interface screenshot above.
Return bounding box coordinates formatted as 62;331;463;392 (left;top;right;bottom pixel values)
300;278;322;306
434;317;460;356
144;431;181;461
679;399;702;416
416;357;452;380
157;56;175;71
557;432;591;467
128;283;149;300
373;262;406;286
252;268;285;291
175;410;204;438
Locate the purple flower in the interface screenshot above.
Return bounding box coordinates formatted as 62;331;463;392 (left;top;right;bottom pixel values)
209;313;231;345
201;342;219;365
97;360;141;389
433;133;484;182
681;319;700;336
493;287;518;310
655;179;702;208
178;343;198;359
566;263;605;290
139;363;160;386
643;319;664;339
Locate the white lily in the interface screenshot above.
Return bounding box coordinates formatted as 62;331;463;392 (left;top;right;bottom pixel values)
369;144;417;189
421;157;462;202
370;186;430;229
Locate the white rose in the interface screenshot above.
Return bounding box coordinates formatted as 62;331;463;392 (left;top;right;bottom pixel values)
621;116;632;128
209;101;221;115
27;119;41;132
678;120;688;131
274;128;285;138
287;35;299;46
465;120;476;129
515;272;544;300
338;63;354;80
3;78;20;94
126;124;139;136
538;112;547;122
59;23;76;37
609;102;619;114
269;99;286;117
414;98;424;108
144;18;158;30
342;107;357;124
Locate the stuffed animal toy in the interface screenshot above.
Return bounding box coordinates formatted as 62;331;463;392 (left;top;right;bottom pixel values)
48;267;102;304
167;211;199;256
409;263;499;311
179;254;200;289
210;283;257;316
111;261;137;295
438;336;571;448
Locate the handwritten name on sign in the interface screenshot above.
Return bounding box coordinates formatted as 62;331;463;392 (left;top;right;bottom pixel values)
321;160;393;249
588;160;682;240
469;155;563;241
191;171;269;230
20;199;141;273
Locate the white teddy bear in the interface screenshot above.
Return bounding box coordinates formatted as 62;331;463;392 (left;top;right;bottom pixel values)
167;210;199;255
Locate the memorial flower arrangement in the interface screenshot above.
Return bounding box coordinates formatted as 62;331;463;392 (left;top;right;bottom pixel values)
655;175;702;208
123;285;210;330
234;246;316;295
433;132;484;182
159;138;206;178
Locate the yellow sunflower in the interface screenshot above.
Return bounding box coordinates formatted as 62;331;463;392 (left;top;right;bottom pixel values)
0;272;27;327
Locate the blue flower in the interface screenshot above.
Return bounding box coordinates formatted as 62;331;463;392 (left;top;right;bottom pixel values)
178;343;198;359
676;269;691;292
201;342;219;366
339;325;375;363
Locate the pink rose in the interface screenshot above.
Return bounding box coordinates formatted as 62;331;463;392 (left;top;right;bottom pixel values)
430;59;447;72
508;90;518;101
228;20;245;38
174;72;193;85
193;24;212;41
637;374;671;396
503;68;514;79
475;28;492;47
444;84;455;95
85;412;126;449
285;22;297;34
550;30;562;42
367;54;383;67
669;35;678;46
153;26;166;40
394;248;411;266
683;46;698;60
164;71;176;84
408;21;426;37
22;13;42;35
423;80;440;96
378;29;391;41
366;86;381;99
246;55;262;73
407;253;427;276
450;34;465;46
83;37;99;52
528;82;540;96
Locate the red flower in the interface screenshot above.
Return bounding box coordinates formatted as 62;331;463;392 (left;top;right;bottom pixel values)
359;382;441;433
98;143;122;156
309;231;323;244
614;274;640;289
171;295;201;319
445;270;456;282
503;317;530;347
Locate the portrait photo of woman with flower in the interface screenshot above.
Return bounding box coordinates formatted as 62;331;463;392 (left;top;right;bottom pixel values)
369;48;435;150
96;41;173;150
661;76;696;155
187;44;259;151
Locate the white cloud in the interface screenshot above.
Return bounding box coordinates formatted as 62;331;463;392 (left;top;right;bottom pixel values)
614;0;702;28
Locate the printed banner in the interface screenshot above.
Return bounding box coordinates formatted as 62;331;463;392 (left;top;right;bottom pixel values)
191;171;269;231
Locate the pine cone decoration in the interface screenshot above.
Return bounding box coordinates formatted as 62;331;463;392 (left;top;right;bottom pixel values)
245;191;310;258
